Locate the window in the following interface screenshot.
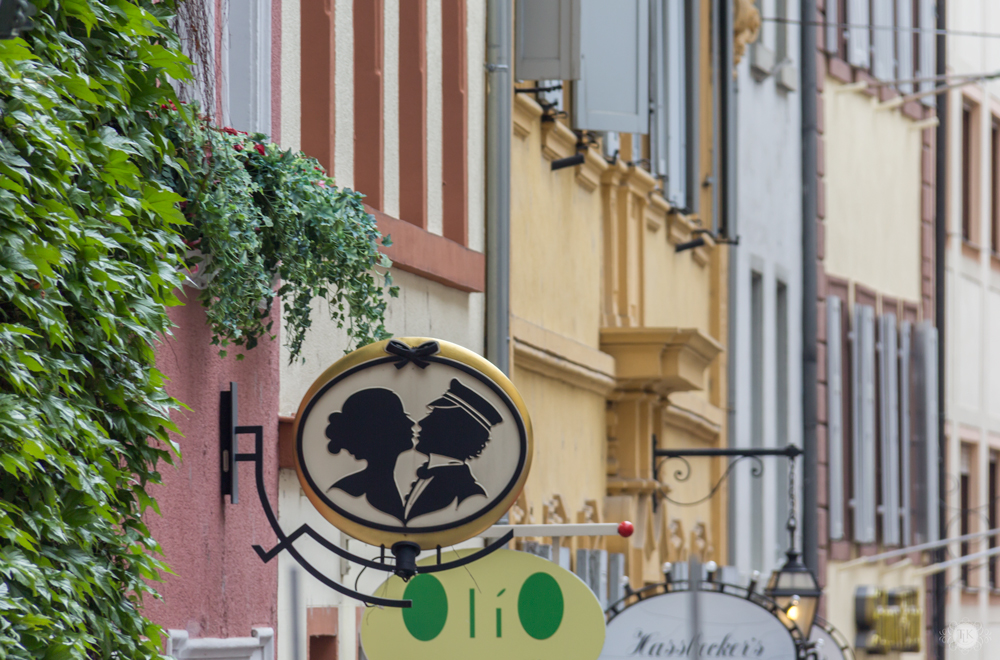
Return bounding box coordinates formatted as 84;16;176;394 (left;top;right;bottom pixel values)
961;445;972;586
775;281;790;558
962;100;980;244
992;117;999;254
751;272;765;570
990;451;998;589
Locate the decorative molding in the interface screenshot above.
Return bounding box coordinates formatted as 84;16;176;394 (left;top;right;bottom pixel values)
624;165;658;198
576;146;609;192
513;93;543;139
165;628;274;660
607;477;659;495
692;230;715;267
541;118;578;161
667;211;695;246
600;327;723;394
662;392;724;442
512;316;616;374
513;340;616;396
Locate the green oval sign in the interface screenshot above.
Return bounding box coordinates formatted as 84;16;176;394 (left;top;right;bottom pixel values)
403;574;449;641
518;572;564;639
361;549;605;660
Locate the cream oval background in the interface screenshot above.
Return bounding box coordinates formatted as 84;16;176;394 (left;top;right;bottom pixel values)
298;359;525;530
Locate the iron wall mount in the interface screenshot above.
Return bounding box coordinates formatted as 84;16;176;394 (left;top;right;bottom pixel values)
652;436;802;507
219;383;513;608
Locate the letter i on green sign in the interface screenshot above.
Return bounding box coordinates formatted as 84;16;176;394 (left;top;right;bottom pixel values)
469;589;475;638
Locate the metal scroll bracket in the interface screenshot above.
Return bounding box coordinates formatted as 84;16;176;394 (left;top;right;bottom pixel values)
652;434;803;508
219;382;514;608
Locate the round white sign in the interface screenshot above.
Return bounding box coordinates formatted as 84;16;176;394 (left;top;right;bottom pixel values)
809;623;848;660
599;590;798;660
294;338;532;548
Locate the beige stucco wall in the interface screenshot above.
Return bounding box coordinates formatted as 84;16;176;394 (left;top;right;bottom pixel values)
510;128;604;348
823;78;923;303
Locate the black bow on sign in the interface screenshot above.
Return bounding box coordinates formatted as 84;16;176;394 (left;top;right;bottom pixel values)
384;339;440;369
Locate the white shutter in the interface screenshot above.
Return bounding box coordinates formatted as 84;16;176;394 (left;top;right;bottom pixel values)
607;553;626;606
878;313;900;546
871;0;893;80
918;0;936;106
828;296;845;541
225;0;272;134
588;549;609;609
650;0;667;176
896;0;914;93
912;322;939;542
515;0;580;81
825;0;840;55
665;0;687;207
853;304;877;544
899;321;912;545
573;0;650;133
847;0;871;69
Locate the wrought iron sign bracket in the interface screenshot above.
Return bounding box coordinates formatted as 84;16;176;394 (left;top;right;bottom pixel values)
652;435;802;507
219;383;514;608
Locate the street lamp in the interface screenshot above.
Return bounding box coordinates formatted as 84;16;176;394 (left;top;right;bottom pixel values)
765;463;822;640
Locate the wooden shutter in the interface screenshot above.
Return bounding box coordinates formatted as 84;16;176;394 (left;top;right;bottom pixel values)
899;321;912;545
853;304;877;543
878;313;901;546
573;0;650;133
918;0;936;106
847;0;871;69
911;322;939;542
896;0;914;93
514;0;580;81
871;0;893;80
828;296;846;541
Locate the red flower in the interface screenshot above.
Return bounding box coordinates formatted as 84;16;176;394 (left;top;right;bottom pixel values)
234;143;244;152
315;180;327;188
222;127;238;135
254;143;266;156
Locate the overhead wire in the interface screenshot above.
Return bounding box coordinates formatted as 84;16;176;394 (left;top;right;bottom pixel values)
761;16;1000;39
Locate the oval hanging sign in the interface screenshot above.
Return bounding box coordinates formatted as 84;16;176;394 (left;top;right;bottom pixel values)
600;590;797;660
294;338;532;548
360;549;606;660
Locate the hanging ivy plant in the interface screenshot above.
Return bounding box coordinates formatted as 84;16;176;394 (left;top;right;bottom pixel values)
154;105;397;362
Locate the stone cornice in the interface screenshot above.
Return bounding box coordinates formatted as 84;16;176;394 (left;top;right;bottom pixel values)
513;93;543;140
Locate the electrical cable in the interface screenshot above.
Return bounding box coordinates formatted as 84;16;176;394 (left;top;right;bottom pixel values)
761;16;1000;39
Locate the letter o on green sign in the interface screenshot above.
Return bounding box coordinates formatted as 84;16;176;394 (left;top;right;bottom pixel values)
517;572;564;640
402;575;449;641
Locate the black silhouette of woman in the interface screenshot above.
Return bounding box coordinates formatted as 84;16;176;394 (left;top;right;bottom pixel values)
325;388;414;523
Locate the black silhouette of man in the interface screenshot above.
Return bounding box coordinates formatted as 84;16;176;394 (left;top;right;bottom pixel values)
404;379;504;522
325;388;414;523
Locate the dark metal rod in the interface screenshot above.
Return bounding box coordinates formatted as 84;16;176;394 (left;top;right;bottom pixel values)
800;0;819;575
551;153;585;170
654;445;802;458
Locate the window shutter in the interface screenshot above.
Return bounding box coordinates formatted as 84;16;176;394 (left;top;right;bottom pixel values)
588;549;609;609
853;304;877;543
650;0;667;177
912;322;939;543
878;314;901;546
896;0;914;93
684;0;700;213
847;0;871;69
899;321;912;545
828;296;845;541
918;0;936;106
665;0;687;207
514;0;580;81
825;0;840;55
607;553;626;606
225;0;272;134
871;0;893;80
573;0;650;133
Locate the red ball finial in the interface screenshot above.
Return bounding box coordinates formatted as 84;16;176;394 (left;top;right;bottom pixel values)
618;521;635;538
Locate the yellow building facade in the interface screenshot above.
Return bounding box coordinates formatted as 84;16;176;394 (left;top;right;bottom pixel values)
506;0;732;589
